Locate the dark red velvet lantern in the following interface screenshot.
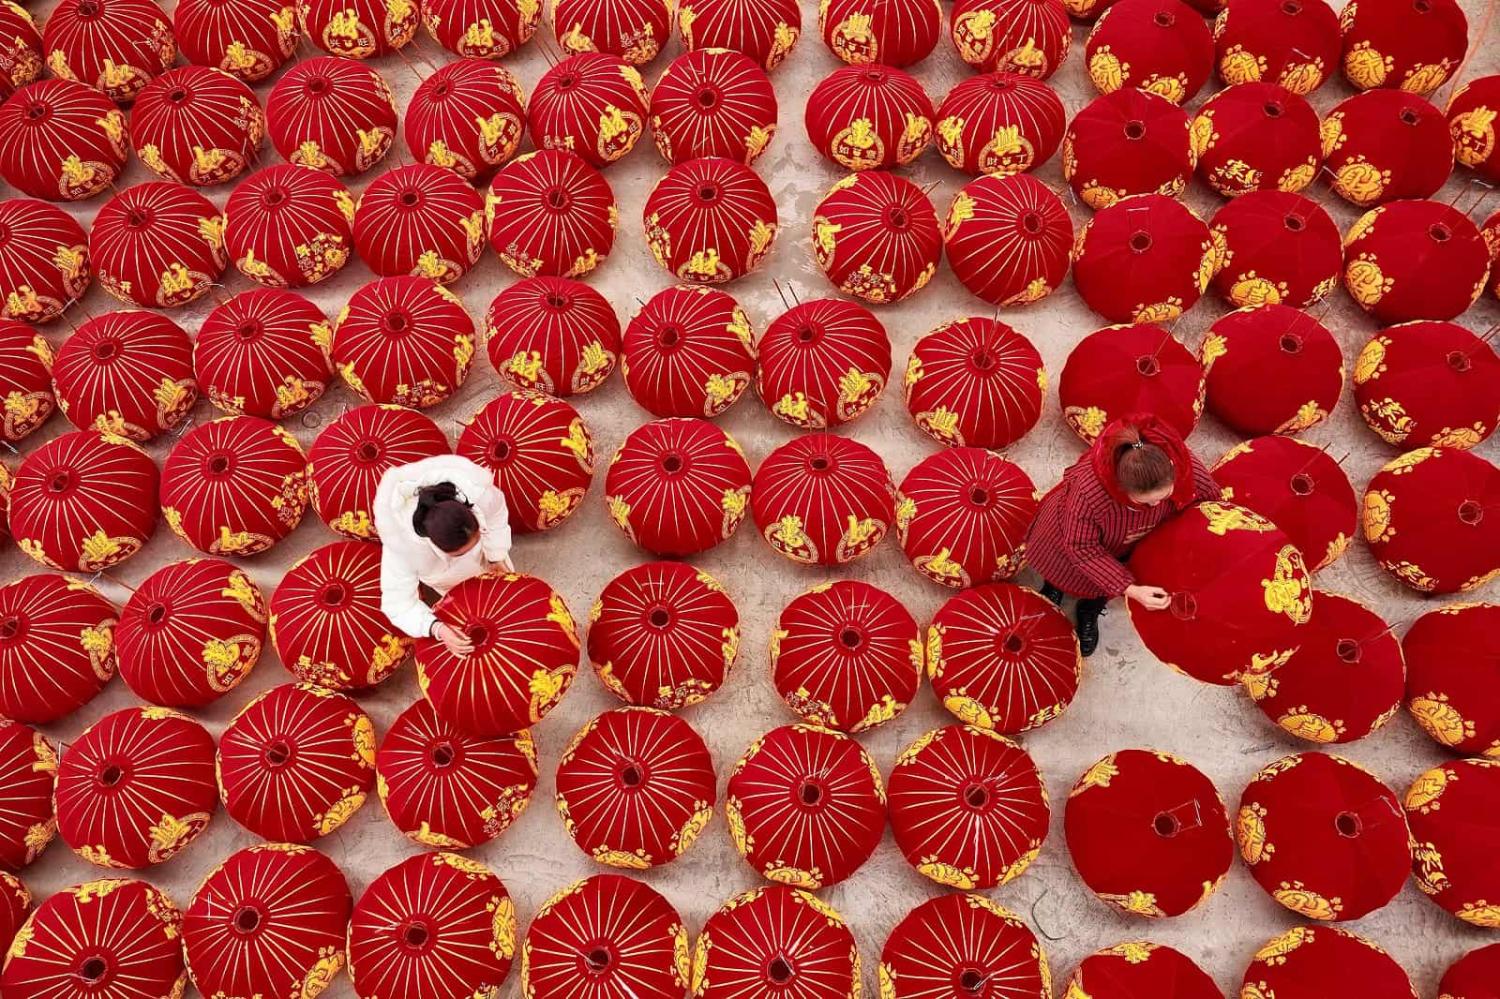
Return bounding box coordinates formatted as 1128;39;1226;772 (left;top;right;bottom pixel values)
0;2;39;98
934;71;1064;176
652;49;777;165
805;64;931;172
172;0;299;82
266;56;397;176
130;66;263;186
1353;321;1500;450
421;0;540;57
896;447;1037;587
308;405;448;539
89;182;226;309
1343;200;1491;323
752;432;894;566
528;53;649;168
0;870;27;956
0;79;127;200
944;173;1071;306
405;59;525;182
812;170;941;303
1322;90;1453;207
1085;0;1214;104
1212;435;1357;570
1201;304;1342;435
694;886;857;998
623;284;756;417
1339;0;1467;95
460;395;591;535
0;320;53;442
1448;75;1500;184
1208;190;1341;308
0;719;56;869
1072;193;1214;323
1063;943;1222;998
354;164;486;285
1214;0;1341;94
1063;88;1193;209
881;894;1050;998
42;0;174;102
486;277;619;396
1190;82;1321;196
1241;927;1414;999
904;316;1045;448
643;156;778;283
524;875;688;999
488;149;617;279
1407;759;1500;928
0;574;117;725
675;0;802;70
1405;603;1500;759
0;200;89;324
297;0;417;57
1059;323;1203;442
819;0;942;66
223;164;354;288
1363;447;1500;594
195;289;332;420
1441;944;1500;999
950;0;1072;77
604;416;750;555
756;298;889;428
332;277;475;409
53;310;194;440
554;0;671;61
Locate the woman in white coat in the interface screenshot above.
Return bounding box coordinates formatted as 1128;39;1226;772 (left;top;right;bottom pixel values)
373;454;512;658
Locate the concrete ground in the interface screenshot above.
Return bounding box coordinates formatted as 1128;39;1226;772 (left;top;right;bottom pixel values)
11;0;1500;994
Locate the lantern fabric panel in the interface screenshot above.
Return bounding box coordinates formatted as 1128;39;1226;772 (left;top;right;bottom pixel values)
1353;321;1500;451
1342;199;1491;324
643;156;778;283
0;2;39;98
456;390;596;534
1440;943;1500;999
904;316;1045;448
88;182;227;309
1406;758;1500;928
265;56;398;176
0;718;58;870
0;870;27;956
527;52;650;168
819;0;942;67
129;66;264;186
675;0;802;71
1064;942;1223;998
1404;603;1500;759
751;432;894;565
406;59;525;183
1362;447;1500;594
421;0;541;57
896;447;1038;588
1211;435;1357;571
41;0;175;102
755;297;890;428
172;0;299;82
880;893;1052;999
812;170;942;303
1448;75;1500;184
296;0;417;57
804;63;933;172
308;405;449;540
223;163;355;288
484;276;620;396
0;200;90;323
331;277;476;409
0;79;128;200
1201;304;1343;436
1085;0;1215;104
1240;926;1415;999
554;0;672;63
935;70;1065;177
523;875;689;999
651;48;778;165
487;149;617;279
0;574;117;725
1058;323;1203;443
194;289;332;420
692;886;858;999
0;321;48;440
1339;0;1467;95
1214;0;1341;94
949;0;1073;78
604;417;751;555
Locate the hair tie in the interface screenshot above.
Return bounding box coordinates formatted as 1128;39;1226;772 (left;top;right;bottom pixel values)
1129;440;1144;449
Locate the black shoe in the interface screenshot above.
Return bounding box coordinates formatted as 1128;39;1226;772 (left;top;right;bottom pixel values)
1075;598;1107;657
1039;583;1064;607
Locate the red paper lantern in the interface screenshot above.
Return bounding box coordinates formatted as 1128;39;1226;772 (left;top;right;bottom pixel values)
1201;304;1342;435
421;0;540;57
1237;751;1410;921
376;697;536;848
0;200;89;323
56;707;216;869
52;312;194;440
1190;83;1321;196
1405;603;1500;758
528;53;649;168
726;723;884;888
485;277;619;395
805;64;931;172
1059;324;1203;443
771;580;921;732
1339;0;1467;95
416;572;580;736
1064;93;1191;215
1442;944;1500;999
0;574;117;724
223;164;354;288
183;843;351;999
555;0;671;62
0;79;127;200
218;681;374;841
1072;194;1214;323
1343;200;1491;323
332;277;475;409
266;56;398;175
523;875;688;999
694;886;857;998
1208;190;1341;308
1363;447;1500;594
161;416;308;556
555;707;716;868
1243;924;1413;997
90;182;227;308
130;66;263;186
354;164;487;284
270;541;413;689
0;321;53;443
756;298;889;429
675;0;802;70
1354;321;1500;450
2;878;184;999
42;0;174;102
1449;75;1500;184
935;73;1064;179
487;149;616;279
1127;501;1313;684
1086;0;1214;104
172;0;299;82
1214;0;1341;94
813;172;941;304
896;447;1038;587
752;433;894;565
643;156;778;283
651;49;776;165
604;417;750;554
0;719;57;869
457;391;595;533
406;58;524;182
1212;435;1357;570
623;286;755;417
195;289;332;420
950;0;1072;77
297;0;416;57
9;431;158;572
308;406;448;539
0;873;27;958
944;173;1071;306
116;558;266;707
819;0;941;66
1063;943;1222;998
587;560;739;709
1323;90;1454;208
880;893;1051;998
904;316;1045;448
0;3;39;98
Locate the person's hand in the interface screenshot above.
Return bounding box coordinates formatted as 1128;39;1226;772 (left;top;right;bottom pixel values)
433;622;474;657
1125;584;1172;611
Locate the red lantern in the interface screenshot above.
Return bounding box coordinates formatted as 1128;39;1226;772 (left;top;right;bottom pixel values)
1212;435;1357;570
904;316;1045;448
0;200;89;322
218;681;374;841
1324;90;1454;208
1214;0;1341;94
421;0;540;57
771;580;921;732
116;558;265;707
0;80;127;200
0;3;39;98
651;49;776;165
529;53;649;168
42;0;174;102
183;843;351;999
1405;603;1500;758
485;276;619;395
223;164;354;288
896;447;1038;587
587;560;739;709
1063;89;1192;210
332;277;475;409
377;698;536;848
1363;447;1500;594
416;572;580;736
0;574;117;725
624;286;757;417
354;164;486;284
90;182;226;308
266;56;397;176
1063;943;1222;998
406;59;524;183
1127;501;1313;684
934;72;1065;176
1208;190;1342;307
1242;923;1413;997
752;432;894;566
161;415;309;557
805;64;931;172
297;0;416;56
1086;0;1214;104
56;707;216;869
129;67;263;186
1190;83;1321;196
172;0;299;82
0;877;21;954
1343;200;1491;323
675;0;802;70
726;723;884;888
880;894;1051;998
604;417;750;554
756;298;889;429
1442;944;1500;999
1237;752;1410;921
456;390;596;533
9;431;159;572
1339;0;1467;95
1059;324;1203;443
0;321;52;442
944;173;1072;306
53;311;195;440
1354;321;1500;450
308;406;448;539
1072;194;1214;323
643;156;778;283
524;875;687;999
555;0;671;62
195;289;331;420
1201;304;1342;435
556;707;716;868
1449;75;1500;184
0;719;57;869
950;0;1072;77
487;149;616;279
819;0;942;66
813;171;941;304
694;886;857;998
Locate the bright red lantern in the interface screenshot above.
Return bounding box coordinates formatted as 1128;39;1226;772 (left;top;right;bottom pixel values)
354;163;486;284
406;59;525;183
421;0;540;57
0;574;117;725
1063;88;1193;210
556;707;716;868
42;0;174;102
9;430;159;572
604;416;750;554
223;163;354;288
376;698;536;848
1208;190;1342;307
819;0;941;66
1354;321;1500;451
266;56;397;175
172;0;299;82
308;405;449;539
675;0;802;70
270;541;413;689
457;391;595;534
416;572;580;736
934;71;1064;176
195;289;332;420
1072;194;1214;323
752;432;894;565
0;879;23;951
756;300;887;428
129;66;263;186
812;170;941;303
1343;200;1491;323
0;320;53;443
0;200;89;322
524;875;687;999
116;558;265;707
56;707;216;869
1201;304;1342;435
1405;603;1500;758
1449;75;1500;184
488;149;616;279
896;447;1038;587
0;719;57;869
904;316;1045;448
1323;90;1454;207
1214;0;1341;94
726;723;884;888
880;894;1051;998
651;49;776;165
1190;82;1321;196
623;285;756;417
1363;447;1500;594
485;276;619;395
1407;759;1500;927
694;886;857;998
1085;0;1213;104
888;724;1049;889
587;560;739;709
805;64;931;172
332;277;475;409
297;0;416;56
1441;944;1500;999
555;0;671;62
944;173;1072;306
528;53;649;168
0;80;127;200
1339;0;1467;95
644;156;777;283
1063;943;1222;998
1059;324;1203;443
1212;435;1357;570
53;311;194;440
0;3;39;98
950;0;1072;77
90;182;226;308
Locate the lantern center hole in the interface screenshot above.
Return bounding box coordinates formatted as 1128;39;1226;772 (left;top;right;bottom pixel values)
1001;631;1025;654
886;205;910;230
48;470;73;493
235;320;262;341
969;485;990;505
146;603;168;624
545;291;570;309
1399;107;1420;125
1290;472;1314;495
434;82;450;97
971;347;996;370
662;453;684;473
809;455;831;471
265;739;293;766
1153;811;1181;837
545;187;570;210
586;947;612;971
988;74;1015;92
1429;223;1451;242
265;188;287;207
403;922;430;948
384;312;409;333
620;763;644;787
798;780;822;805
696;182;719;202
1281;0;1301;12
99;764;124;787
1136;355;1160;376
796;324;818;343
209;455;231;475
839;627;862;649
307;76;330;95
169;87;188;103
1263;101;1283;118
1414;0;1430;11
656;324;681;348
959;970;985;994
649;607;672;628
555;71;578;90
233;906;260;933
79;957;108;983
862;68;886;83
77;0;100;15
1335;811;1362;837
431;741;455;767
489;440;511;463
319;583;346;607
768;957;794;984
695;86;719;110
1459;499;1483;524
1123;119;1146;140
92;338;119;360
1153;9;1175;26
399;190;420;207
1336;638;1361;663
963;784;989;809
356;441;381;461
26;102;46;120
1129;231;1152;252
468;625;489;647
1283;214;1304;232
1279;333;1302;354
1446;349;1471;372
1014;211;1042;236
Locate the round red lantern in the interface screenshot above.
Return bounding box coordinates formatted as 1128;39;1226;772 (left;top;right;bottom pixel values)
805;64;930;172
90;182;226;308
0;874;22;953
1449;75;1500;184
555;0;671;62
643;157;777;283
1208;190;1342;307
0;3;39;98
694;886;857;998
1086;0;1214;104
675;0;801;70
944;173;1072;306
42;0;174;102
161;416;307;557
172;0;299;82
1323;90;1453;208
950;0;1072;77
406;59;524;182
1405;603;1500;758
52;311;194;440
354;164;486;285
416;572;580;736
1072;194;1214;323
1201;304;1342;435
896;447;1038;587
888;724;1049;889
1354;321;1500;450
935;71;1064;176
0;200;89;322
1214;0;1341;94
1237;751;1410;921
377;698;536;848
0;321;53;442
1127;501;1313;684
726;724;884;888
195;289;332;420
9;431;158;572
270;541;413;689
1339;0;1467;95
487;149;616;279
421;0;539;56
1212;435;1357;570
1343;200;1490;323
1442;944;1500;999
1407;759;1500;927
881;894;1051;999
904;316;1045;448
266;56;397;175
332;277;475;409
183;843;351;999
308;405;448;539
588;560;739;709
528;53;649;168
524;875;687;999
1062;88;1193;210
1059;324;1203;443
624;286;757;417
756;298;889;428
604;417;750;555
752;433;893;566
457;391;595;534
0;79;127;200
812;170;940;303
224;163;354;288
819;0;941;66
1363;447;1500;594
556;707;716;868
116;558;265;707
297;0;416;56
0;574;117;724
485;276;619;395
0;719;57;869
651;49;776;165
1064;943;1222;998
1190;83;1321;196
130;66;263;186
